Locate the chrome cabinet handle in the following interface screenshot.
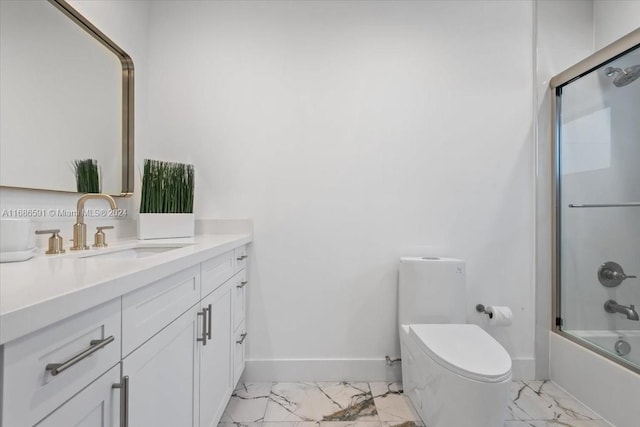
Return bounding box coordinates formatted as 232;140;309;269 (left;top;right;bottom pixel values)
237;281;248;288
236;255;248;261
206;303;212;340
45;336;114;376
112;375;129;427
197;308;208;345
236;332;247;344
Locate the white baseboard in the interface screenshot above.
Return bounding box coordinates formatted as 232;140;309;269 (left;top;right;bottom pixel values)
244;357;535;382
244;358;402;382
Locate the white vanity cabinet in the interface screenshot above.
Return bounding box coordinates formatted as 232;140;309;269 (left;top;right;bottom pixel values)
35;364;121;427
123;304;201;427
0;242;249;427
231;270;248;385
199;280;233;427
0;298;121;427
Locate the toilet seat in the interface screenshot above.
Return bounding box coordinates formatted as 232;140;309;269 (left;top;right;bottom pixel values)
408;324;512;383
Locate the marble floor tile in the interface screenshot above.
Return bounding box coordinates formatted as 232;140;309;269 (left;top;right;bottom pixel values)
319;423;383;427
503;421;611;427
381;422;424;427
369;383;421;424
506;381;600;422
261;423;321;427
264;382;378;423
221;383;273;423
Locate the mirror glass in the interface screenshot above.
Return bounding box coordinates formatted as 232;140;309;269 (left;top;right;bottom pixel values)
0;0;133;195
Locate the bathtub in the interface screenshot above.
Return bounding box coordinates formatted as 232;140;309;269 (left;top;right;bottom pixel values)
550;331;640;427
569;330;640;368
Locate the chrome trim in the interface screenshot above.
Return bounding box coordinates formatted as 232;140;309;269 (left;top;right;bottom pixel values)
112;375;129;427
45;335;114;376
207;303;212;340
551;85;562;340
197;308;208;345
550;28;640;89
569;203;640;208
46;0;134;196
236;333;247;345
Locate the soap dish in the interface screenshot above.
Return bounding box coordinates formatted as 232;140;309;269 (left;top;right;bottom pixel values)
0;247;38;263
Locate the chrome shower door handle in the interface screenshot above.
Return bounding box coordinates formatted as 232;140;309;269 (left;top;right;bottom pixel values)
112;375;129;427
45;335;115;376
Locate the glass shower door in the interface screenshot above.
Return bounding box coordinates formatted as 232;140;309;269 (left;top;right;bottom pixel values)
556;45;640;371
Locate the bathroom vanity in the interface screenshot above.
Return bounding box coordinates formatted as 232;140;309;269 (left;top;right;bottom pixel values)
0;233;251;427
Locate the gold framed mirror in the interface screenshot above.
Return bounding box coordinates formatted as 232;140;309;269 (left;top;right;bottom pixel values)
0;0;134;196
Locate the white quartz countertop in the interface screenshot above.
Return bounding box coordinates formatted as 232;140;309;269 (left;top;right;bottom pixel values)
0;233;251;345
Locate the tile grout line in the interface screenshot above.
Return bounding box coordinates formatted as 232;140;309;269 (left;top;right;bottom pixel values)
261;382;275;424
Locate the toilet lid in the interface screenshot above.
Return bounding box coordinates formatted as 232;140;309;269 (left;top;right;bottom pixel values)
409;324;512;383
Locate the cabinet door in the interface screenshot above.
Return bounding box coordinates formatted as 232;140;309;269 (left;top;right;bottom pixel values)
232;270;247;331
123;305;200;427
199;281;233;427
35;364;120;427
233;322;247;387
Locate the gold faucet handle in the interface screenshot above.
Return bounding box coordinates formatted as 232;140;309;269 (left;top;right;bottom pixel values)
35;229;65;254
93;226;114;248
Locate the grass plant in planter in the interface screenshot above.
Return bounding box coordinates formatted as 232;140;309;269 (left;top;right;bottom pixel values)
138;159;195;239
73;159;100;193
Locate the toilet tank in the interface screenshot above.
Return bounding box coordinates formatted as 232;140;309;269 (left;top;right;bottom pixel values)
398;257;466;325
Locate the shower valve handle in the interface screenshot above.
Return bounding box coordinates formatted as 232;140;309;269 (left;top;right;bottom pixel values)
598;261;637;288
605;270;636;280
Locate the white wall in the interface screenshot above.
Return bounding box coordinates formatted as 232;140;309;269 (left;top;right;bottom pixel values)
534;0;595;379
0;0;150;243
594;0;640;49
146;0;536;379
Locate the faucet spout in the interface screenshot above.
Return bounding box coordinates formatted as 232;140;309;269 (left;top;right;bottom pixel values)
604;300;640;321
70;194;117;251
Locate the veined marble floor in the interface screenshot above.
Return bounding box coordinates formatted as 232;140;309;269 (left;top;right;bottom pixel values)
218;381;612;427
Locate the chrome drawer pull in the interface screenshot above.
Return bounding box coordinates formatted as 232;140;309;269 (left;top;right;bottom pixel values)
237;281;248;288
45;335;115;376
197;307;208;345
236;255;248;261
112;375;129;427
236;333;247;344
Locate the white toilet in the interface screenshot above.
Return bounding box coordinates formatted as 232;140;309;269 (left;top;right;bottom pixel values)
398;257;512;427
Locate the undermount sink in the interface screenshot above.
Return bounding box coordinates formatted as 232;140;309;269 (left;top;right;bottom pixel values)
77;245;187;260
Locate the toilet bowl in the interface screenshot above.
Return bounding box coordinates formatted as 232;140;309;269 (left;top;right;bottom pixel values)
398;257;512;427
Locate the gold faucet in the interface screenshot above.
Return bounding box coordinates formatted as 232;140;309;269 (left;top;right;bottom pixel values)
70;194;117;251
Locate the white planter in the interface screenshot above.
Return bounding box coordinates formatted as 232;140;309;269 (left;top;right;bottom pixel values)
137;213;195;240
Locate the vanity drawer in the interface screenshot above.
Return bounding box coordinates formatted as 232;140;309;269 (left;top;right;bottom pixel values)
233;321;247;387
234;245;248;273
232;269;248;330
122;265;200;357
1;298;120;427
201;250;235;296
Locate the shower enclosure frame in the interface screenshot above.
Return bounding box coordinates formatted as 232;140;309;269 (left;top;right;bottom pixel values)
550;28;640;375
